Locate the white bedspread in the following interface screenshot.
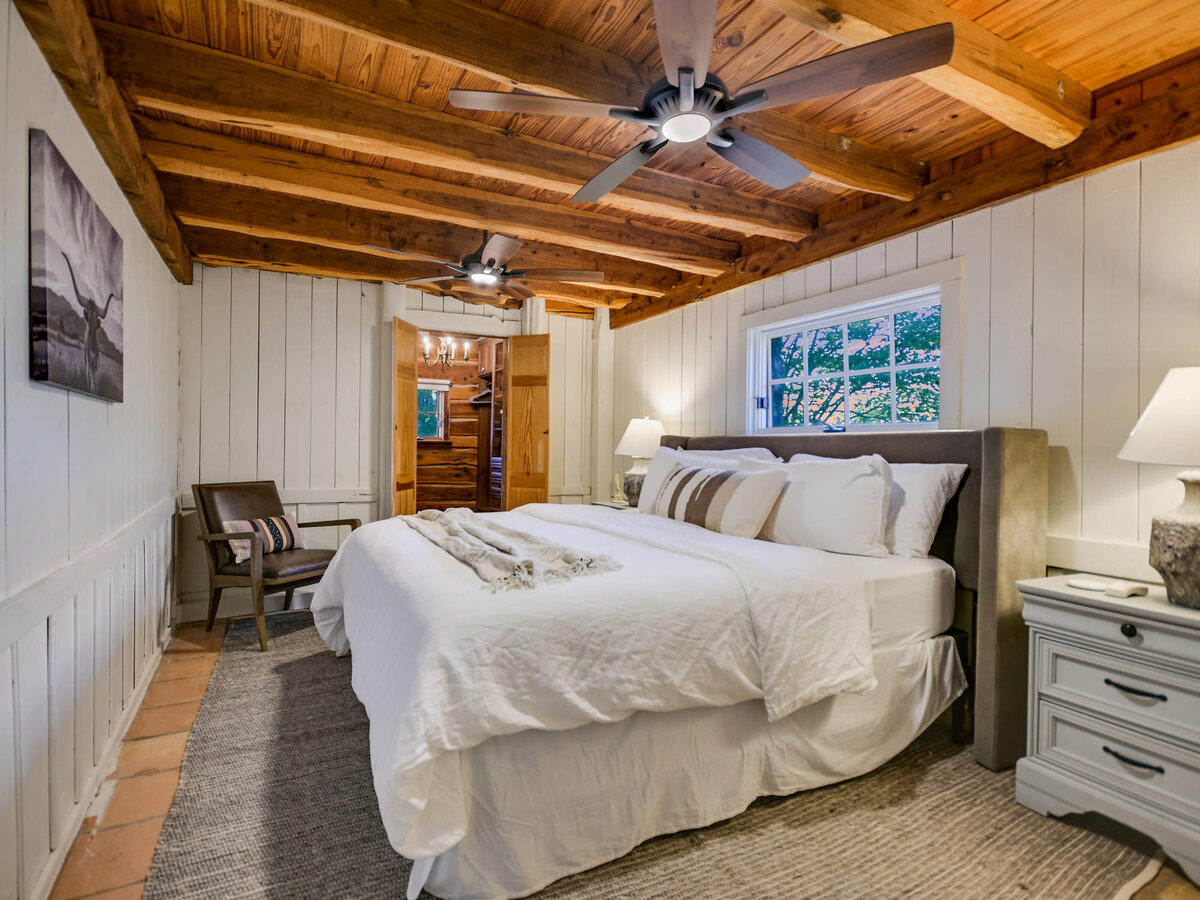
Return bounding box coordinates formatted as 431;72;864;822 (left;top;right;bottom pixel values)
311;504;875;859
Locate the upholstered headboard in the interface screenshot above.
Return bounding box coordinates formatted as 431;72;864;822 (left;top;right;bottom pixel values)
662;427;1048;771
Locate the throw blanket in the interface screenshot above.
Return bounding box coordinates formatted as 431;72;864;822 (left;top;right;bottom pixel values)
403;508;620;590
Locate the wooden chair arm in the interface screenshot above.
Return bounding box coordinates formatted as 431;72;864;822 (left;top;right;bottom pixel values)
196;531;263;581
296;518;362;531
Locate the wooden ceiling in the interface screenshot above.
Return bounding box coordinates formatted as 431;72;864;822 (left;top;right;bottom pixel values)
17;0;1200;323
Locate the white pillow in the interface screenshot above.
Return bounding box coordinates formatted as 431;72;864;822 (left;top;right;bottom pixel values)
789;453;967;558
886;463;967;558
744;455;893;557
648;462;787;539
637;447;779;512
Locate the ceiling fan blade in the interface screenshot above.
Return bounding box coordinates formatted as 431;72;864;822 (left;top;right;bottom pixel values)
513;269;606;282
710;131;810;190
479;233;524;268
572;140;666;203
361;244;455;268
739;23;956;111
395;274;461;286
449;89;636;119
500;281;536;301
653;0;718;86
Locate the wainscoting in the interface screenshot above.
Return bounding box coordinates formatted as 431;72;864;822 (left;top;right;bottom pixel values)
612;144;1200;582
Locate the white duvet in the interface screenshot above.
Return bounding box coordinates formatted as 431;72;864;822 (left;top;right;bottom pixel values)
311;504;876;859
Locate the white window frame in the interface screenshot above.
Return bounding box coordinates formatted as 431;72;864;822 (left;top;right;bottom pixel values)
417;378;451;440
743;257;963;435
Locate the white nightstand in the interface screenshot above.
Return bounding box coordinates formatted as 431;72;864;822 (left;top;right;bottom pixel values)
1015;575;1200;883
591;500;635;510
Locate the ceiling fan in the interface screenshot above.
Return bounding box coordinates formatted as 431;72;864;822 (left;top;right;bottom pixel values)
367;232;605;302
449;0;954;202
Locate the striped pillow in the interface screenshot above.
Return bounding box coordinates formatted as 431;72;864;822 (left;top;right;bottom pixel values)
649;463;787;539
222;514;305;564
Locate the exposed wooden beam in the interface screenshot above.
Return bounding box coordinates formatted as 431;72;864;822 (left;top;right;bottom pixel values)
761;0;1091;148
92;20;814;241
13;0;191;282
543;300;598;319
143;119;735;277
222;0;928;199
184;227;636;310
612;75;1200;326
157;174;678;297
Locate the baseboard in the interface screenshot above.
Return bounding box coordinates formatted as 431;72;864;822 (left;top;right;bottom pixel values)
30;641;165;900
176;588;316;624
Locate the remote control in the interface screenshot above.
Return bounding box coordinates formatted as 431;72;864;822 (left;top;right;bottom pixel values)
1066;576;1110;591
1103;580;1149;598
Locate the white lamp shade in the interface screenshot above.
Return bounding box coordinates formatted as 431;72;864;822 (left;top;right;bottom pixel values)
1118;367;1200;466
615;416;665;458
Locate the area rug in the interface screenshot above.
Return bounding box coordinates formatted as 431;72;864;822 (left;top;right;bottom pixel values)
145;612;1160;899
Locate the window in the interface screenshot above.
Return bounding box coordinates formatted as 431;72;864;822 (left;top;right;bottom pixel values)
417;379;451;439
750;287;941;432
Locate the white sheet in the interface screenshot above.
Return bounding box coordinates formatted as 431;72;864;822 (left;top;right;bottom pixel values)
311;504;877;859
854;555;957;647
421;636;967;900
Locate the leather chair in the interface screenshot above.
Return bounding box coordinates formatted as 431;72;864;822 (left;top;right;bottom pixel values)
192;481;361;650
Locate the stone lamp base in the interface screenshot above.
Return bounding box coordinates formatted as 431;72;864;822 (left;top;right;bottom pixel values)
622;457;652;507
1149;470;1200;609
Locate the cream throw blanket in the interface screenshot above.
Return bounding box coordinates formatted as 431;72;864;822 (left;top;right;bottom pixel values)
402;507;621;591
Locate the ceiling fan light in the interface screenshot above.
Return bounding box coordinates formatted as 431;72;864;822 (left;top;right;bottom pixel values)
660;112;711;143
469;272;499;286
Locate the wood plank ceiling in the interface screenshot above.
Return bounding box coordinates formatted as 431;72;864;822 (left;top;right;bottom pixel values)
17;0;1200;323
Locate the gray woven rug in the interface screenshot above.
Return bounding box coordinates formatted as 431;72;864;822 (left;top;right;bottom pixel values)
145;612;1159;900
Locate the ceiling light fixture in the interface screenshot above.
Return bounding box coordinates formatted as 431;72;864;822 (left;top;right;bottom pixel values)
660;112;712;143
469;272;499;286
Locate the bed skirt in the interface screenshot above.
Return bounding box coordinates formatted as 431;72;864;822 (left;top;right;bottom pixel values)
411;634;966;900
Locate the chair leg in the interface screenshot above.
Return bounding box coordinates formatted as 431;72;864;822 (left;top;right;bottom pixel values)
252;584;268;651
206;587;224;632
283;587;295;611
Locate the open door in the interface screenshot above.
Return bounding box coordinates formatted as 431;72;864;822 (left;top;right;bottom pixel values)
503;334;550;508
392;318;418;515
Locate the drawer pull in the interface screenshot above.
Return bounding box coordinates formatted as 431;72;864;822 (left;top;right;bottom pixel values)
1104;678;1168;703
1120;622;1138;638
1102;745;1164;774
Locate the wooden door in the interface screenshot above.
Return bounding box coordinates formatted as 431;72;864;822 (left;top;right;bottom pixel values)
392;318;418;516
503;334;550;508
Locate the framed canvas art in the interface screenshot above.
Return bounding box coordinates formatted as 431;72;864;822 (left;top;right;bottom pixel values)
29;129;124;402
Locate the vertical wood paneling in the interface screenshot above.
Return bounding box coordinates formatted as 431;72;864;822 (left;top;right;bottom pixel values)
0;646;17;900
988;197;1035;427
885;234;918;275
1032;181;1085;538
1136;145;1200;541
359;286;377;493
198;266;232;483
335;280;363;489
68;395;110;559
917;222;953;267
830;253;857;292
856;243;886;283
94;570;112;756
681;305;696;438
227;268;260;480
47;606;74;845
725;288;745;433
74;588;95;796
309;279;338;489
953;209;993;429
805;260;831;298
16;625;51;899
1082;163;1142;544
708;293;728;435
285;275;314;488
549;317;566;494
256;272;287;484
694;302;711;436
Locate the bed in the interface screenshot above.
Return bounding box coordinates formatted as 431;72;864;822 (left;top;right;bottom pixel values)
312;427;1047;900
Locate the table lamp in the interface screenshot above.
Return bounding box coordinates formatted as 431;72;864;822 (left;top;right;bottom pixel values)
615;416;665;506
1118;367;1200;608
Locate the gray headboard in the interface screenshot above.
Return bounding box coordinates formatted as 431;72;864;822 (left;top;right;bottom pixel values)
663;427;1048;771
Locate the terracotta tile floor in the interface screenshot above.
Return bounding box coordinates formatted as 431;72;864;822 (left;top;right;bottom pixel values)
47;617;1199;900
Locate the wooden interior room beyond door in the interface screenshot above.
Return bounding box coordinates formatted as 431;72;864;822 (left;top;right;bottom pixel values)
392;326;550;514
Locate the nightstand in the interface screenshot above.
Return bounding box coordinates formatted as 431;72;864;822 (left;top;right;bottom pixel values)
1015;575;1200;883
591;500;634;510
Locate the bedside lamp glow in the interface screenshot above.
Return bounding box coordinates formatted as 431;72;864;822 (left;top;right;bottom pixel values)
614;416;665;506
1118;367;1200;608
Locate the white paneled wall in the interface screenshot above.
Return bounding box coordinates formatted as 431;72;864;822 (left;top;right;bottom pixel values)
176;267;383;620
1;5;182;899
612;143;1200;581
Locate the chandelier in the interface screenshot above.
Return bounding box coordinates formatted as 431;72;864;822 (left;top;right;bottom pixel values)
423;334;469;369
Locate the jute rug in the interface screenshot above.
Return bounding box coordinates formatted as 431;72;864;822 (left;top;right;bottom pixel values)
145;612;1160;900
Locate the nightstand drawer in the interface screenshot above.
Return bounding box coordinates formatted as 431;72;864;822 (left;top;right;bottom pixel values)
1036;701;1200;825
1037;636;1200;747
1025;597;1199;667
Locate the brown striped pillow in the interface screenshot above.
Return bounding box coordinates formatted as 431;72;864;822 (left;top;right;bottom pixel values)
648;463;788;539
222;514;305;564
